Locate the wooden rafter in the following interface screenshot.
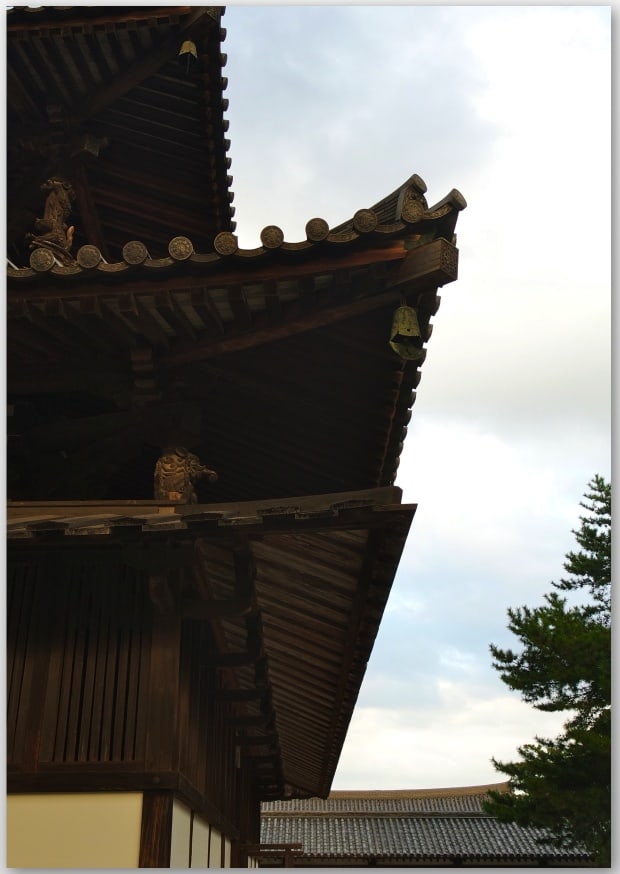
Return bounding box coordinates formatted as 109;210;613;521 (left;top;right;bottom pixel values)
71;7;216;125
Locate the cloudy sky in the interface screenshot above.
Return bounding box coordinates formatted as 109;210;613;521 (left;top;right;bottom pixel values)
222;4;611;791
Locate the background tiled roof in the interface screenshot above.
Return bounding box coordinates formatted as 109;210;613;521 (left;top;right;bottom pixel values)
260;786;591;862
263;785;500;815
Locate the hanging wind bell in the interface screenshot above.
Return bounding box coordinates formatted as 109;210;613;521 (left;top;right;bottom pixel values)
389;302;424;360
178;40;198;74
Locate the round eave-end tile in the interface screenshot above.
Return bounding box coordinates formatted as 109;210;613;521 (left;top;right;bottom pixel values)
123;240;149;265
76;244;102;269
260;225;284;249
214;231;239;256
29;248;55;272
305;217;330;243
352;209;378;234
168;236;194;261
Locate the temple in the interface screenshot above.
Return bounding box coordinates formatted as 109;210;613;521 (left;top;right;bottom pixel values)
7;7;466;867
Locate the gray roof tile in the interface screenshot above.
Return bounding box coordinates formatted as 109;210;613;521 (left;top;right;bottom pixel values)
260;787;590;862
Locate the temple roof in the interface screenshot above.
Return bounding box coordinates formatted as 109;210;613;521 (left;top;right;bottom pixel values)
260;785;592;864
8;487;414;799
7;176;463;503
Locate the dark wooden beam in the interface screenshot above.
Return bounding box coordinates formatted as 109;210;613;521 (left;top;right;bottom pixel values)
228;713;272;728
216;652;257;669
190;288;225;336
72;162;110;261
160;242;457;367
162;287;406;366
154;291;198;342
216;688;265;703
388;237;458;289
233;540;257;602
178;596;253;620
234;733;278;747
117;294;170;349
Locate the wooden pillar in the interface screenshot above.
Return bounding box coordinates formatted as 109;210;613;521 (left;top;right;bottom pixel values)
139;790;174;867
144;606;182;773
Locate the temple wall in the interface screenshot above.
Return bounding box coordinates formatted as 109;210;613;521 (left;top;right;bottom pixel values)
7;553;261;867
170;798;233;868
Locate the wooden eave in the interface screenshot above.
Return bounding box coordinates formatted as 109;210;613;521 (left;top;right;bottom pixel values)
7;191;461;502
7;487;415;800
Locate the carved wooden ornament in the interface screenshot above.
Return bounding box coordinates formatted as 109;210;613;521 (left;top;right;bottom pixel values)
154;446;218;503
27;177;76;265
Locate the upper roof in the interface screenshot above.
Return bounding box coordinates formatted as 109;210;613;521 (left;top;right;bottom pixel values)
7;6;466;507
7;6;234;262
7;178;464;503
260;785;591;863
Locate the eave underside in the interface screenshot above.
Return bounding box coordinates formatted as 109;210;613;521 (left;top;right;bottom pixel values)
8;488;414;800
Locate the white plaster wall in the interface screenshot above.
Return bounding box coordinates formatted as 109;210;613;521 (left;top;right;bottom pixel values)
209;825;222;867
7;792;142;868
191;813;210;868
171;798;193;868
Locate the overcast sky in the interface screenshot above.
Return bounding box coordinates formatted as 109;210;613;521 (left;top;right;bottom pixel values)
222;4;611;791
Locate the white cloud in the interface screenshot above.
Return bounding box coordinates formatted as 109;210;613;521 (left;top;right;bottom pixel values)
334;692;569;790
396;418;585;577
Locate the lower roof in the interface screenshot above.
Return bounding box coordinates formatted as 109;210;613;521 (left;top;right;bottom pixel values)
260;785;591;863
8;486;414;800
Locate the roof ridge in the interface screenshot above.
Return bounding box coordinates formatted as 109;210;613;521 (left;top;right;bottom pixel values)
326;782;509;799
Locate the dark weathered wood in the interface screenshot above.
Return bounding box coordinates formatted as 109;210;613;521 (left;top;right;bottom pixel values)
234;734;278;748
72;8;214;124
144;612;181;772
190;288;226;336
154;291;198;342
227;285;251;329
8;563;50;767
216;651;256;668
388;237;458;289
179;596;253;619
139;790;173;868
161;258;446;367
64;567;90;762
92;186;209;238
216;688;264;703
228;714;271;728
78;574;102;763
233;540;257;602
117;293;171;348
134;574;152;763
112;581;131;761
72;162;111;261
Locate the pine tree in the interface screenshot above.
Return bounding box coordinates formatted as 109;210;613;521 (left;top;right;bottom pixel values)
484;475;611;866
